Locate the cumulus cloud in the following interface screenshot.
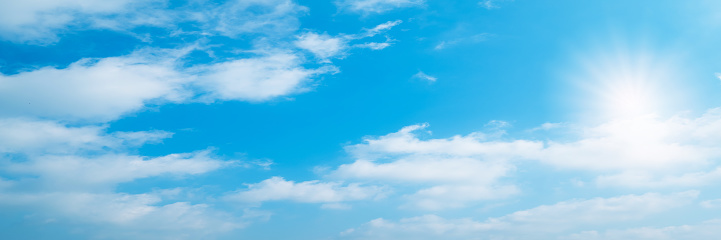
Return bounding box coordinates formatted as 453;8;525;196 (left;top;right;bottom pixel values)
0;52;189;122
196;52;336;102
327;108;721;209
0;50;337;122
338;191;698;240
0;118;246;238
225;176;386;206
331;124;538;209
337;107;721;192
336;0;424;14
537;110;721;187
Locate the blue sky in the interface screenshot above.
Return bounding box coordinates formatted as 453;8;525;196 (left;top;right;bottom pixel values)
2;0;721;239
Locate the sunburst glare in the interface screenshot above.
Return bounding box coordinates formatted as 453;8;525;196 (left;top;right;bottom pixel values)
565;46;689;121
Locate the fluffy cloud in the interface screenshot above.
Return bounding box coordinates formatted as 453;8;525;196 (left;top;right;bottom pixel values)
0;117;243;238
0;50;336;122
335;0;424;14
225;177;386;207
537;110;721;187
335;107;721;194
295;33;348;60
332;124;539;209
329;108;721;209
338;191;698;240
1;18;403;122
0;52;189;122
197;52;335;102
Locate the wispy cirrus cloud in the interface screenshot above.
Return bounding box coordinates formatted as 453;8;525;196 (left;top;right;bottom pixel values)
0;0;306;44
294;20;402;61
335;0;423;14
412;71;437;82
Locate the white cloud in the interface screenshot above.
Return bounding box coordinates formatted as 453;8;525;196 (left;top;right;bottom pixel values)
337;108;721;190
487;191;698;234
332;124;539;209
339;191;698;240
0;0;307;43
336;0;424;14
0;118;170;154
700;199;721;209
412;71;437;82
536;110;721;187
0;0;147;42
7;151;228;189
0;119;226;187
354;42;392;50
0;49;339;122
0;19;402;122
225;176;386;205
0;52;189;122
0;191;244;240
295;32;348;60
345;123;541;160
563;220;721;240
197;52;337;102
194;0;307;38
0;118;244;237
361;20;403;37
294;20;402;60
340;215;493;240
434;33;491;50
329;109;721;208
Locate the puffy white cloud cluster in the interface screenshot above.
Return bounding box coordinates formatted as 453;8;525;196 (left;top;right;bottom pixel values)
0;118;241;239
0;1;406;238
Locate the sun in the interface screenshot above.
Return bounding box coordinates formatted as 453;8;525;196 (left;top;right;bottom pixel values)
566;46;686;121
598;72;658;118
